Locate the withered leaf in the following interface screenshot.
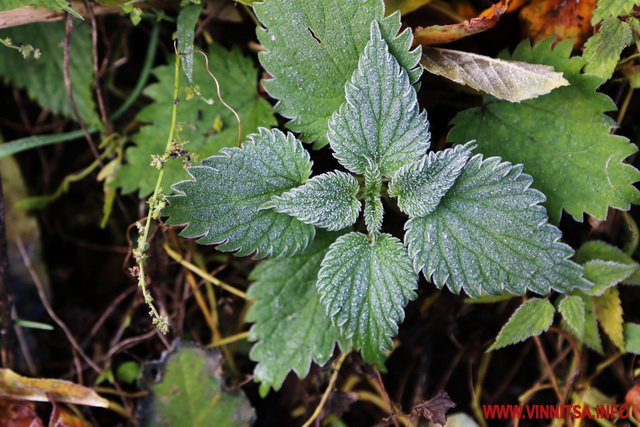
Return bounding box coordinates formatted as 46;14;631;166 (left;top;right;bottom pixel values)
421;48;569;102
0;370;109;408
0;399;44;427
414;0;508;45
49;402;92;427
411;391;456;425
520;0;596;46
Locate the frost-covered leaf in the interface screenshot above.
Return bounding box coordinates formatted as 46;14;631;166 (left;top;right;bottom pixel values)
406;154;590;297
448;39;640;222
593;287;625;352
592;0;640;24
329;23;429;177
164;128;315;258
421;48;569;102
0;22;100;127
363;166;384;234
389;143;474;217
317;232;417;366
113;45;276;196
247;231;344;395
576;240;640;285
254;0;421;148
177;3;202;83
583;17;633;80
624;323;640;354
558;295;586;340
488;298;555;351
263;172;360;231
583;260;638;296
141;345;254;426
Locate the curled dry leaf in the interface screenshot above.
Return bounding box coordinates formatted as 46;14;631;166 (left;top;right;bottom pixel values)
0;399;44;427
413;0;508;45
410;391;456;425
0;369;109;408
49;401;92;427
520;0;596;46
421;47;569;102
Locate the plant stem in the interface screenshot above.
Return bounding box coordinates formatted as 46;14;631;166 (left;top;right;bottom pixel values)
163;244;247;299
302;352;348;427
133;51;182;333
208;331;250;347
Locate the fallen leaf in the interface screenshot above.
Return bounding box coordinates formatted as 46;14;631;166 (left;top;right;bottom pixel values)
414;0;508;45
0;399;44;427
421;47;569;102
48;402;91;427
0;370;109;408
410;391;456;425
520;0;596;47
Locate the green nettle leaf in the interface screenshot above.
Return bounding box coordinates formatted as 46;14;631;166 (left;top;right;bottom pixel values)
488;298;555;351
624;323;640;354
363;166;384;234
558;295;586;340
317;232;417;366
0;22;100;127
580;292;604;353
263;172;360;231
593;287;625;352
582;260;638;296
246;231;344;396
421;47;569;102
113;45;276;196
576;240;640;285
329;23;430;177
389;142;474;217
141;346;254;426
592;0;640;24
164;128;315;258
405;154;590;297
254;0;421;148
448;39;640;222
177;3;203;83
583;17;633;80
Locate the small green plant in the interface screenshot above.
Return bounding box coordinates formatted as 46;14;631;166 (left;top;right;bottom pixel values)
164;21;592;393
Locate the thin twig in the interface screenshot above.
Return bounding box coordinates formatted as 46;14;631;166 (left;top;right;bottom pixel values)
63;13;102;164
103;328;159;361
302;352;348;427
83;0;110;133
15;238;101;374
0;174;12;369
164;244;247;299
533;335;563;401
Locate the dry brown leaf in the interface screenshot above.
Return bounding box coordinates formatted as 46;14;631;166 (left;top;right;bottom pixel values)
421;47;569;102
0;400;44;427
410;391;456;425
414;0;509;45
48;402;92;427
0;370;109;408
520;0;596;47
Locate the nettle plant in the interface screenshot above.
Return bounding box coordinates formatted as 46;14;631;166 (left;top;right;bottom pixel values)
164;22;591;393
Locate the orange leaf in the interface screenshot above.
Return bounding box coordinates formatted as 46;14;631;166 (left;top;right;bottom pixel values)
0;399;44;427
0;370;109;408
626;383;640;419
520;0;596;47
414;0;509;45
48;402;92;427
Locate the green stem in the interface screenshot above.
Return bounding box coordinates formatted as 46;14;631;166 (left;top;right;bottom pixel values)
134;51;181;334
110;20;159;121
